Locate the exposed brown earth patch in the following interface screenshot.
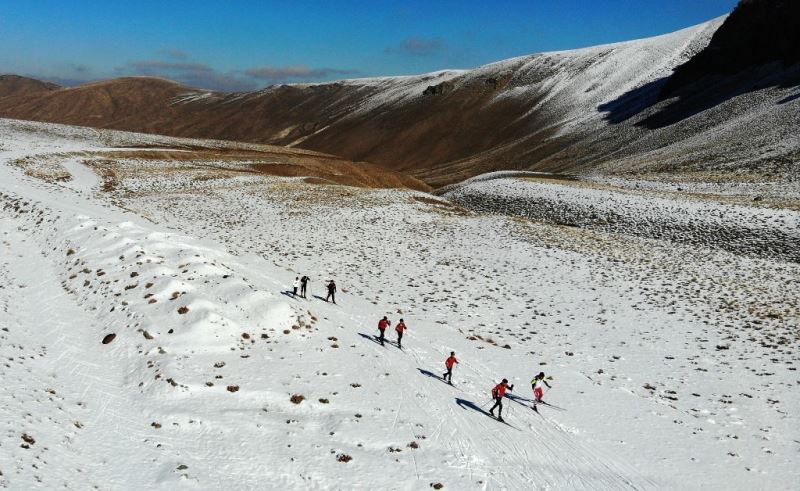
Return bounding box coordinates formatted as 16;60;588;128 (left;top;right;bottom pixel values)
88;146;431;192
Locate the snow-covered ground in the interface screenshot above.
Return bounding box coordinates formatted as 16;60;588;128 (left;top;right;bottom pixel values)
1;120;798;490
442;174;800;262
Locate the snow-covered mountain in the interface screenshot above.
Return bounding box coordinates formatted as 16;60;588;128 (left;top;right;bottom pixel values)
1;118;798;489
2;0;798;186
1;1;798;488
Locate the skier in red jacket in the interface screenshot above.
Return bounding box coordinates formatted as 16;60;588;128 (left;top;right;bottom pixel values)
443;352;458;384
395;318;407;348
377;316;391;346
489;379;514;422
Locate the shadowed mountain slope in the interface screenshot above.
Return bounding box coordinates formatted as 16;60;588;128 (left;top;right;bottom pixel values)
662;0;800;96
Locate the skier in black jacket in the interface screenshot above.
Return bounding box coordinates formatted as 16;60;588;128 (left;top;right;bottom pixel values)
326;280;336;304
300;275;310;298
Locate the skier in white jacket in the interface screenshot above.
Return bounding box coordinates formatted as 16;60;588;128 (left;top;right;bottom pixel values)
292;277;300;297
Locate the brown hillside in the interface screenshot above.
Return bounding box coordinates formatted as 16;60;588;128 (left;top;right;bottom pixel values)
0;77;208;131
91;146;432;192
0;75;60;99
0;72;569;186
5;118;431;192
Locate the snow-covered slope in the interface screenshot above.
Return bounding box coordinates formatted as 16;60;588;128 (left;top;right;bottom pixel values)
1;120;798;489
442;173;800;262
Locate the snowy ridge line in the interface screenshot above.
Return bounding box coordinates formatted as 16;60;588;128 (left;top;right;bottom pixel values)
0;118;334;160
280;17;722;115
239;15;720;125
0;186;300;375
459;16;724;129
443;177;800;263
583;175;800;203
435;170;568;195
0;184;312;489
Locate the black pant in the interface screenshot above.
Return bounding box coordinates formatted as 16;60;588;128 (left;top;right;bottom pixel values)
300;284;307;298
443;367;453;382
326;291;335;303
396;331;403;347
489;397;503;417
378;329;386;345
293;287;298;296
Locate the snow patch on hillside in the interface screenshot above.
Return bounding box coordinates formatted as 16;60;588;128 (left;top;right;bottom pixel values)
443;175;800;261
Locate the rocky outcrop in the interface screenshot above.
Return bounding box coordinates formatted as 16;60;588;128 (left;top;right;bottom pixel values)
661;0;800;97
422;81;453;96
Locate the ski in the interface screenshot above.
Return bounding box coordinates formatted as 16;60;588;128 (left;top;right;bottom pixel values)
538;401;565;411
492;416;517;429
436;379;461;390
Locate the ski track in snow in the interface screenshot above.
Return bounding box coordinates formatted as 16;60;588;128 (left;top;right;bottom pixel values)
60;159;100;195
1;119;798;490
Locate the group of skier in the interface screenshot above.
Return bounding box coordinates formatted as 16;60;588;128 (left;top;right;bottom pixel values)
376;316;406;348
373;315;552;423
487;372;551;422
292;275;554;424
291;276;337;304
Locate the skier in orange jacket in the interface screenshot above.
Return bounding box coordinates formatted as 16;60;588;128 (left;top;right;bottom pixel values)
489;379;514;422
443;352;458;384
395;318;407;348
377;316;391;346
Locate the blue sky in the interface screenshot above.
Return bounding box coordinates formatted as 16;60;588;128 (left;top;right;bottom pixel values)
0;0;738;91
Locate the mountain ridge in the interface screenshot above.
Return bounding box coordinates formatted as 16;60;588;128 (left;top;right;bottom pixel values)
1;2;798;186
0;74;61;99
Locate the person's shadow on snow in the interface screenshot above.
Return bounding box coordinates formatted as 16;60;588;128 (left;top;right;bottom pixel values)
455;397;492;417
417;368;443;380
280;290;298;300
357;332;383;346
506;392;534;406
456;397;516;428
